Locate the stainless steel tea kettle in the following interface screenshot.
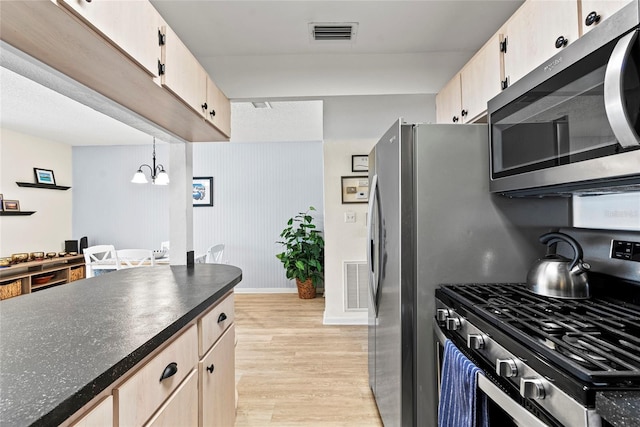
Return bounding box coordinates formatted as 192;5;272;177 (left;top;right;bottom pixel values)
526;232;591;299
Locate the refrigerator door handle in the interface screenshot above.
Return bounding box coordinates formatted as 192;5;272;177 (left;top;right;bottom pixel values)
367;174;379;315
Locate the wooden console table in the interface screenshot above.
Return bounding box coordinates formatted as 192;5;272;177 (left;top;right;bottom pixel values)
0;255;85;300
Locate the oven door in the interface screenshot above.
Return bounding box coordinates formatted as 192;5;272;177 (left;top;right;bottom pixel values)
434;320;548;427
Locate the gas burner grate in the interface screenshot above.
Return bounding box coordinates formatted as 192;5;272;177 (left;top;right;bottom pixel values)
441;283;640;382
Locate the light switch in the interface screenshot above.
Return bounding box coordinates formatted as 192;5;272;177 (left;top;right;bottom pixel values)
344;211;356;223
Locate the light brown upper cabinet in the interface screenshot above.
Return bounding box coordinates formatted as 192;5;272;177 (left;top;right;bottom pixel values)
460;34;504;123
502;0;579;87
58;0;164;78
580;0;634;35
435;73;462;124
206;77;231;138
161;26;231;138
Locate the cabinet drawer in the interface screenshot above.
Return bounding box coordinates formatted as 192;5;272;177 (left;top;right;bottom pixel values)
199;292;234;356
70;396;113;427
114;325;198;426
199;324;236;427
144;369;198;427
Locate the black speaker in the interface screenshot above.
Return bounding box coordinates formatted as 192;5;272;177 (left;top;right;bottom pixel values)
65;240;78;253
79;236;88;254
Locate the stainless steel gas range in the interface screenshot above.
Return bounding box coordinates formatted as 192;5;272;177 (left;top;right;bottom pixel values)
434;229;640;427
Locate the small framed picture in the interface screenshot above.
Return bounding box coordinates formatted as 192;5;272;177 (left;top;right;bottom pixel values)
193;177;213;207
34;168;56;185
352;155;369;172
3;200;20;211
341;176;369;204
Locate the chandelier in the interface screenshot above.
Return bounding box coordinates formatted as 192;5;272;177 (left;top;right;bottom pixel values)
131;137;169;185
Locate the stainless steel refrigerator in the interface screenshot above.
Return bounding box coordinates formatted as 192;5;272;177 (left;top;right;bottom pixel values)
367;120;569;427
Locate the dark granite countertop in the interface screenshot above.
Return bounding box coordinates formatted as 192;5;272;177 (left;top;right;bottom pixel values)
0;264;242;427
597;391;640;427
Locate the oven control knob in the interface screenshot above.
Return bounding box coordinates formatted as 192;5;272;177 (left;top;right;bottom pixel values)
520;378;546;400
496;359;518;378
445;317;461;331
436;308;451;322
467;334;486;350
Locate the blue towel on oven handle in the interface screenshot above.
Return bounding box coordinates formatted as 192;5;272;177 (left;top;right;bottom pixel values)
438;339;489;427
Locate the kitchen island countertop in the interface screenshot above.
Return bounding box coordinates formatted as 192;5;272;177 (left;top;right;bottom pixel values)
0;264;242;427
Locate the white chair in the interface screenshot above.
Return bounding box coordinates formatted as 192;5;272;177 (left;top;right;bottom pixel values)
84;245;118;278
161;241;170;252
205;244;225;264
116;249;155;269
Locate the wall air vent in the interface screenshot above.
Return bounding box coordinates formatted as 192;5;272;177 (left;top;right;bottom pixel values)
309;22;358;42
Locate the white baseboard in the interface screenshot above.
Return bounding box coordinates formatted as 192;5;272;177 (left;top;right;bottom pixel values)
323;312;368;325
233;288;297;294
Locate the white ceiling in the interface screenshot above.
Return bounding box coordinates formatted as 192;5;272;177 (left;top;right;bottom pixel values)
0;0;524;145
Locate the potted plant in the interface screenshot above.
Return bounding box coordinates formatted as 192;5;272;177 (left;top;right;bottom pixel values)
276;206;325;299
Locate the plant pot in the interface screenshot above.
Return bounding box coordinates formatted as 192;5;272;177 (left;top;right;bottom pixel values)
296;278;316;299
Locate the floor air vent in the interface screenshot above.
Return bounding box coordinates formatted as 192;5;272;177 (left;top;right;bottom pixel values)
344;261;368;310
309;23;358;42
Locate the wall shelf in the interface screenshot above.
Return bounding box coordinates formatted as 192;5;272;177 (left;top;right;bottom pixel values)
0;211;36;216
16;182;71;191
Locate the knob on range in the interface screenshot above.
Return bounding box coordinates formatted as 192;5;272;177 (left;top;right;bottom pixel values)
467;334;486;350
496;359;518;378
436;308;451;322
446;317;461;331
520;378;546;400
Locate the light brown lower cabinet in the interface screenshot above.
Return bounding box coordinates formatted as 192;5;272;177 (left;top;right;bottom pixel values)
200;324;236;427
65;291;236;427
146;370;199;427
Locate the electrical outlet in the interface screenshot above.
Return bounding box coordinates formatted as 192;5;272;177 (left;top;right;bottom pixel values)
344;211;356;223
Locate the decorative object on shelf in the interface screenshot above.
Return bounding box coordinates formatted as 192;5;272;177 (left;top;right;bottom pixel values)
34;168;56;185
193;176;213;207
2;200;20;211
11;253;29;263
341;176;369;204
352;154;369;172
46;252;57;259
32;274;55;285
29;252;44;261
276;206;325;299
131;137;170;185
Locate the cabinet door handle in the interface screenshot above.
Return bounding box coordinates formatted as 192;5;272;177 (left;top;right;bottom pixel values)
209;109;216;118
461;109;468;117
585;11;601;27
555;36;568;49
201;102;208;111
452;116;459;123
158;61;165;76
217;312;228;323
206;364;215;373
159;362;178;381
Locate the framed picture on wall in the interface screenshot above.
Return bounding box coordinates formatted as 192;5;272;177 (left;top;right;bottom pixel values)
193;177;213;207
341;176;369;204
3;200;20;211
351;155;369;172
34;168;56;185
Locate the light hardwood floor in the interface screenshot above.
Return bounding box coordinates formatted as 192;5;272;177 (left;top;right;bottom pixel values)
234;293;383;427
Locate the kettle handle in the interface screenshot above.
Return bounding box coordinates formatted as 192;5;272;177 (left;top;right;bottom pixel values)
539;232;583;271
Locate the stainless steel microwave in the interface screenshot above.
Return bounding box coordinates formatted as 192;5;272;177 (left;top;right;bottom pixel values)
488;1;640;197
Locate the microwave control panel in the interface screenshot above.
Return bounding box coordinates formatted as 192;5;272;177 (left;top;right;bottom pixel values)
611;240;640;262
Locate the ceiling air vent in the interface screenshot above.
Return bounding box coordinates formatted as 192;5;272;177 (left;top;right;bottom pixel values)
309;22;358;42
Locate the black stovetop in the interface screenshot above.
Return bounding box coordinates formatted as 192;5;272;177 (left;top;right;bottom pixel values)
438;275;640;385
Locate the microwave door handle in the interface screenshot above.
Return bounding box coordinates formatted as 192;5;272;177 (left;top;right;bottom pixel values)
604;29;640;149
367;174;379;315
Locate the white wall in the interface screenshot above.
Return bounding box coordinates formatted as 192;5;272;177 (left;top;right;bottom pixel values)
0;128;73;256
321;94;435;324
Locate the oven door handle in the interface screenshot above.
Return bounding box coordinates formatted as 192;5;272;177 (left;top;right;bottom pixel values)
604;29;640;149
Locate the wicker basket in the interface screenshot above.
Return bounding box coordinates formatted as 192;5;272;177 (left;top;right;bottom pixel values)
0;279;22;300
69;266;85;282
296;278;316;299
